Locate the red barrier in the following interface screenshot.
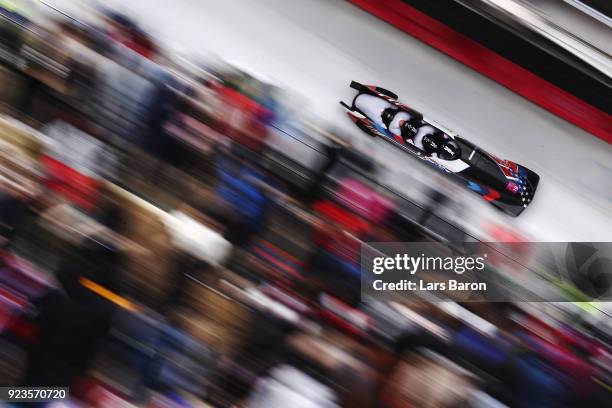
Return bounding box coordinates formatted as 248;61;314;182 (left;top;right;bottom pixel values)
350;0;612;143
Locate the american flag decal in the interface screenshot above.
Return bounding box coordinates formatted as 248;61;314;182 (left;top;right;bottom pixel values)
489;154;519;180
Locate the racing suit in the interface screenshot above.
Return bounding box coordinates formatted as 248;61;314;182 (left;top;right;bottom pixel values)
354;94;419;145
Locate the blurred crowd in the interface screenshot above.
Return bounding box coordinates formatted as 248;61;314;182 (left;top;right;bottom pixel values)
0;3;610;408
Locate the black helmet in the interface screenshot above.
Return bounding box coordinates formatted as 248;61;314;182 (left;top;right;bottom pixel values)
399;117;421;140
421;131;443;156
439;139;461;160
381;107;400;128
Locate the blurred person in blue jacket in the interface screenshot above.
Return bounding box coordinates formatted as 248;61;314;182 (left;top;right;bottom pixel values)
214;152;273;248
139;310;213;403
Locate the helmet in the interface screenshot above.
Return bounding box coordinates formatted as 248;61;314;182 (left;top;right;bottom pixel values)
381;107;400;128
439;139;460;160
399;118;421;140
421;131;443;156
422;131;460;160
